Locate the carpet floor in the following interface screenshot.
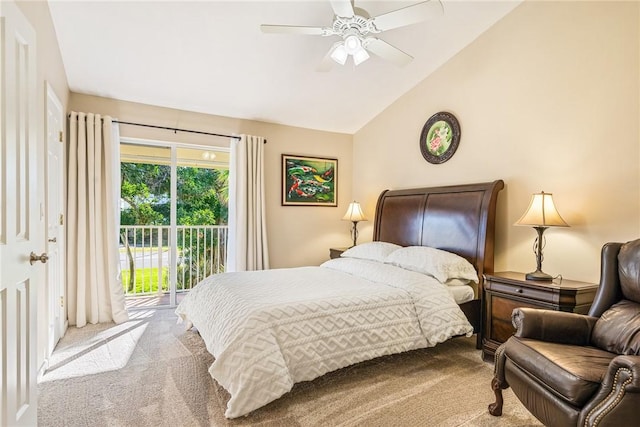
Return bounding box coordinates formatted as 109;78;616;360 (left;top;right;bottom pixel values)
38;307;541;427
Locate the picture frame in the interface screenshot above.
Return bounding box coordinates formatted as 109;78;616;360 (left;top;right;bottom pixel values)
282;154;337;206
419;111;461;164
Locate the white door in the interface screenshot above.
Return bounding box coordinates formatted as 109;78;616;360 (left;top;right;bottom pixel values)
0;1;40;426
46;83;65;355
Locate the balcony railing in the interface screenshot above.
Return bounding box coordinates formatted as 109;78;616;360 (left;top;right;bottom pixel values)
119;225;228;297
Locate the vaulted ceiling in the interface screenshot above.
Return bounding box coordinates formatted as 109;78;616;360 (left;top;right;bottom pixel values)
48;1;521;134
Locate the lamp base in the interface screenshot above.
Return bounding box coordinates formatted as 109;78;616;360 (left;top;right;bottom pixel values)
350;221;359;247
525;269;553;281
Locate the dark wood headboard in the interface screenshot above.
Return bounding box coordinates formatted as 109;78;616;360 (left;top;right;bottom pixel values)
373;180;504;290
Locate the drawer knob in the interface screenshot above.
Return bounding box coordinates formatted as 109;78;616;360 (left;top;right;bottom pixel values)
515;288;523;293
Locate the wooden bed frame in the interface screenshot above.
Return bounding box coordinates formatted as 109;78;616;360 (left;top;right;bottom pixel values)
372;180;504;348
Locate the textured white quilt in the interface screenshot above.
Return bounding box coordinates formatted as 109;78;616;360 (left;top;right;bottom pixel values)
175;257;473;418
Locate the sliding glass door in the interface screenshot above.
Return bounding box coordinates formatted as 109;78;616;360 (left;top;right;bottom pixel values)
119;140;229;307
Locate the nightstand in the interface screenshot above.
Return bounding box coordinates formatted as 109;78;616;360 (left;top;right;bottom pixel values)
482;271;598;361
329;247;349;259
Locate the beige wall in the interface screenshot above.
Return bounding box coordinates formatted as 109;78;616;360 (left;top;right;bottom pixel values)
19;0;639;371
69;93;354;269
15;0;70;373
353;1;639;283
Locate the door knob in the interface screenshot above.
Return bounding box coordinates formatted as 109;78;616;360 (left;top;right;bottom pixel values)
48;237;57;243
30;252;49;265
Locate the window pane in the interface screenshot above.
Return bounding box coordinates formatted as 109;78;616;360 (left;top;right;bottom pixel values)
176;147;229;292
119;143;171;302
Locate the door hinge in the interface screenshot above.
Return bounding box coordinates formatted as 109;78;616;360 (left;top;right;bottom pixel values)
60;296;64;308
59;131;63;142
59;213;64;225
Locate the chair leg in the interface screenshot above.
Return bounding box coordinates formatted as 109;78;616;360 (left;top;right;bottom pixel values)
489;342;509;416
488;376;504;416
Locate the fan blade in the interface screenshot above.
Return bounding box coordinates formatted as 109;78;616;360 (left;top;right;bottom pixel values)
364;38;413;67
372;0;444;32
330;0;354;18
317;45;338;72
260;24;325;35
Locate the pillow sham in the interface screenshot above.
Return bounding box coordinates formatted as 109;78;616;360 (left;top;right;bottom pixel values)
339;241;401;263
384;246;479;284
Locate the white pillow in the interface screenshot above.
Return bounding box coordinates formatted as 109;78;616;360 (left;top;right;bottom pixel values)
340;241;402;263
444;278;472;287
384;246;479;284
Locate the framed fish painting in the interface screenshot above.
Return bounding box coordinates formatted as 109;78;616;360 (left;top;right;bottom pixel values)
282;154;337;206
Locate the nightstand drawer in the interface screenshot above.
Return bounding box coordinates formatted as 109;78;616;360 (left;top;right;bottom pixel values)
490;295;540;343
489;281;555;304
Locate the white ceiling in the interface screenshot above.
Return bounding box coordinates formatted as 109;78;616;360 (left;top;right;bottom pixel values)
48;0;521;134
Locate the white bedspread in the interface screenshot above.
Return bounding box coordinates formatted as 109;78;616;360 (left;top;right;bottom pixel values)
175;258;473;418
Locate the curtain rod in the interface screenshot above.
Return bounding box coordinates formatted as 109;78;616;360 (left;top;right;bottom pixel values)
114;120;241;140
69;114;268;142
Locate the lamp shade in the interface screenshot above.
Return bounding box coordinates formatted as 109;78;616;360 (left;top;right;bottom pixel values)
515;191;569;227
342;201;367;222
330;44;348;65
352;47;370;66
344;35;361;54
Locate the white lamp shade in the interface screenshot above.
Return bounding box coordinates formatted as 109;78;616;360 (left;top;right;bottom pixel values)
342;201;367;222
515;192;569;227
344;35;361;54
331;44;348;65
353;48;370;66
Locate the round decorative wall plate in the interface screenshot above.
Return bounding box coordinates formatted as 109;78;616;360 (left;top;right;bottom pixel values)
419;112;461;164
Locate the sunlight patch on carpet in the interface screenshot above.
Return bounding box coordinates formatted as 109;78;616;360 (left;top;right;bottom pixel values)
38;311;154;382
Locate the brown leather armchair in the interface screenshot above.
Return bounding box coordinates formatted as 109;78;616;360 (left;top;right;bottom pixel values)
489;239;640;426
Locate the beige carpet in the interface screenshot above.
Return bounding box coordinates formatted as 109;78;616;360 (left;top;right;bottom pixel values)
38;308;541;427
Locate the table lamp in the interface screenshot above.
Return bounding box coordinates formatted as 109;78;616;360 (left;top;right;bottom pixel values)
515;191;569;281
342;201;367;247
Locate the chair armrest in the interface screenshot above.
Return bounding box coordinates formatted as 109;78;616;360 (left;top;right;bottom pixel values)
580;355;640;426
512;307;597;345
607;356;640;392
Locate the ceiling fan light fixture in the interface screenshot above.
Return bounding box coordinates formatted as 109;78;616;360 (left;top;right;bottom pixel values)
261;0;445;70
353;47;370;66
343;34;361;54
330;44;348;65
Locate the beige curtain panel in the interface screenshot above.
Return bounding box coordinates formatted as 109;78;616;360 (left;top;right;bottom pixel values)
227;134;269;271
67;112;128;327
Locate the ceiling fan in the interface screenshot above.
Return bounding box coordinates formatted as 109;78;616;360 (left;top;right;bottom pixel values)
260;0;444;71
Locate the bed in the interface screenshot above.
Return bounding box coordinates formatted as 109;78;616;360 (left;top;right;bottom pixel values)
176;180;504;419
373;180;504;337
